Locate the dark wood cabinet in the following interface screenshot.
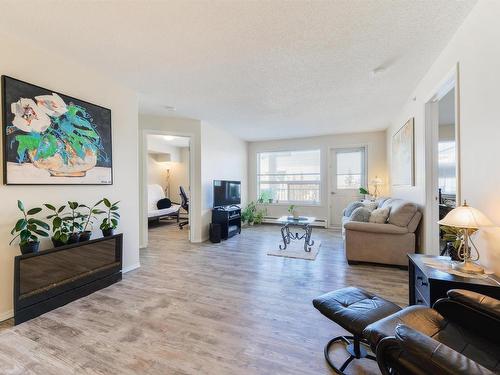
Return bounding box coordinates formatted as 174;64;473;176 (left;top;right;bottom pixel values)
212;207;241;240
408;254;500;307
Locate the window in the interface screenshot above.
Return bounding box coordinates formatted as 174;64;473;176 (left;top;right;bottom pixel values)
335;148;366;189
438;141;456;195
257;150;321;204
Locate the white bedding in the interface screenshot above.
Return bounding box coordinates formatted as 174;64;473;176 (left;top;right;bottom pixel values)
148;204;181;218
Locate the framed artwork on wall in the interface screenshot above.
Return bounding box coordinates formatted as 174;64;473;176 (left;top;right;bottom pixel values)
392;117;415;186
1;76;113;185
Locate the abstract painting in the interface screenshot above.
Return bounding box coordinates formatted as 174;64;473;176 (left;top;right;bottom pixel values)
392;117;414;186
2;76;112;185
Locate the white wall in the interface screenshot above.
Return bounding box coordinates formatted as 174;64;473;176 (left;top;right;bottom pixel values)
201;122;248;240
0;32;140;321
248;131;387;222
387;0;500;252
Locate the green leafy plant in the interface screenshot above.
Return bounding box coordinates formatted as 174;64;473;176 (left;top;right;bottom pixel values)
45;203;71;245
258;190;272;204
440;225;478;260
100;198;120;231
241;201;266;225
66;201;83;235
287;204;296;214
359;187;370;195
79;199;105;232
10;200;49;247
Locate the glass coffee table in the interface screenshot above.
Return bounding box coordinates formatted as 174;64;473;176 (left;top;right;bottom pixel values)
277;216;316;252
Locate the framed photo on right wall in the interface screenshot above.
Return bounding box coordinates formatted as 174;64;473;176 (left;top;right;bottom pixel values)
392;117;415;186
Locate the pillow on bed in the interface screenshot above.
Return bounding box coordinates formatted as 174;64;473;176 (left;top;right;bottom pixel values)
157;198;172;209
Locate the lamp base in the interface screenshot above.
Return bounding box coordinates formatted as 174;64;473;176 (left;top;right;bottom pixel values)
452;260;485;274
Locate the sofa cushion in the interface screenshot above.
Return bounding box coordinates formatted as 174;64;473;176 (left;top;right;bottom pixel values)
376;197;390;208
369;207;391;224
388;200;418;227
344;201;364;217
364;201;378;211
350;206;371;222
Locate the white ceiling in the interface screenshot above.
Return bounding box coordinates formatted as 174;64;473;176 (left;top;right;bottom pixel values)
148;135;190;148
0;1;476;141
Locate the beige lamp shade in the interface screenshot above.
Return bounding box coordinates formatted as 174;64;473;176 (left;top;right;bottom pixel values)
370;177;383;186
438;203;493;229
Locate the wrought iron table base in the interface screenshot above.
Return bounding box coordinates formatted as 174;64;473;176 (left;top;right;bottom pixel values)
279;223;315;252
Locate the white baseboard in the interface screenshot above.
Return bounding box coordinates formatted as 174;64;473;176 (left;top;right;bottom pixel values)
0;309;13;322
122;263;141;273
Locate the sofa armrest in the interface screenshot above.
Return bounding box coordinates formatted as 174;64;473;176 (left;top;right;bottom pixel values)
344;221;409;234
379;324;495;375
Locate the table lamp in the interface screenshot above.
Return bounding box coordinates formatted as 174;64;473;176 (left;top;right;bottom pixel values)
438;201;493;274
370;177;384;198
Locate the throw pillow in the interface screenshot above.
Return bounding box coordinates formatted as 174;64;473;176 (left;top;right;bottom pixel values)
157;198;172;209
369;207;391;224
344;201;364;217
350;207;371;222
363;202;378;211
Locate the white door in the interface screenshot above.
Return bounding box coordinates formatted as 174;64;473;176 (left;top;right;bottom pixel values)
329;147;366;227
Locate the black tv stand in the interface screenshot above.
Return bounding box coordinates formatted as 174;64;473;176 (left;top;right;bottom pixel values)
212;206;241;240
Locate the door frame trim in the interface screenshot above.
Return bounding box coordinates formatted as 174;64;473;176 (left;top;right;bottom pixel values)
328;145;368;228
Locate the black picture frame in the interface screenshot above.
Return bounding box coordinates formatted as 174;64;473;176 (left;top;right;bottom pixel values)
2;75;113;185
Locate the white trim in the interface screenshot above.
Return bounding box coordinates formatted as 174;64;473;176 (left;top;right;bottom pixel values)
122;263;141;273
0;309;13;322
140;129;195;246
424;62;460;254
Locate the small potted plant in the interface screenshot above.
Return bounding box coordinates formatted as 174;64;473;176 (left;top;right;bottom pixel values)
10;200;50;254
78;199;105;242
45;203;70;247
100;198;120;236
65;201;82;244
288;204;299;219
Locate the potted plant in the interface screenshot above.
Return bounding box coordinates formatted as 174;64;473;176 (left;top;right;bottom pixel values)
78;199;105;242
45;203;71;247
10;200;49;254
440;225;476;261
100;198;120;236
258;190;273;204
65;201;82;244
288;204;299;219
241;201;266;226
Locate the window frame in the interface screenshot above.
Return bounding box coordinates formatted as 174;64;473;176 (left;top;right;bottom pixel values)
256;149;322;205
333;146;367;191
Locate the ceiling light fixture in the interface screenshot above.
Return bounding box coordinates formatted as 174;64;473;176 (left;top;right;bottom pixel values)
163;105;176;111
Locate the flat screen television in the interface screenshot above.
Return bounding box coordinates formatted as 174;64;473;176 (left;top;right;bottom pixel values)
214;180;241;207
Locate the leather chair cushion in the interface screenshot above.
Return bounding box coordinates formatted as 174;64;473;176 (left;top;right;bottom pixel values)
313;287;401;337
363;305;445;349
447;289;500;320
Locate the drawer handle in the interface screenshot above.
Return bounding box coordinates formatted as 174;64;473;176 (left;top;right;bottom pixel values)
417;276;428;287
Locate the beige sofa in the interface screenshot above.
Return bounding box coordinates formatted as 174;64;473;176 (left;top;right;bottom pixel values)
343;198;422;267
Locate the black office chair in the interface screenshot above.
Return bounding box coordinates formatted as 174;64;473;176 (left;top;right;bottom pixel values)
179;186;189;229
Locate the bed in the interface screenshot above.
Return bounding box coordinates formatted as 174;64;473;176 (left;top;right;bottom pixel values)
148;184;181;223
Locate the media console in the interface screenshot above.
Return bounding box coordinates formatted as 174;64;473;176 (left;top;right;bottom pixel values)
14;234;123;325
212;206;241;240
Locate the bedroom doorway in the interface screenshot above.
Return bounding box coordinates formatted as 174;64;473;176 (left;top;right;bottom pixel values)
143;132;192;246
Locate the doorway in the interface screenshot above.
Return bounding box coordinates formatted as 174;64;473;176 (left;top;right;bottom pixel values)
424;65;460;254
142;132;192;246
329;147;367;228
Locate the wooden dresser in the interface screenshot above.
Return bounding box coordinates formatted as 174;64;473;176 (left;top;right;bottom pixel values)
408;254;500;307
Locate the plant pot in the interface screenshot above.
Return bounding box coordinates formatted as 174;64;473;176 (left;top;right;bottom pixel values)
268;199;273;203
79;231;92;242
51;238;66;248
20;241;40;255
248;222;254;226
102;228;114;237
67;233;80;244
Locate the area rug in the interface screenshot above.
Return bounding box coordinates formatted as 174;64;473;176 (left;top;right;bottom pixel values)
267;240;321;260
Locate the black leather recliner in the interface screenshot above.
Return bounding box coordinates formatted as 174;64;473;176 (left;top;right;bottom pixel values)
364;289;500;375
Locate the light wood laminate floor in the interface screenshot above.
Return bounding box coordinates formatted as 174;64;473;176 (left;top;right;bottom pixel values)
0;223;408;374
